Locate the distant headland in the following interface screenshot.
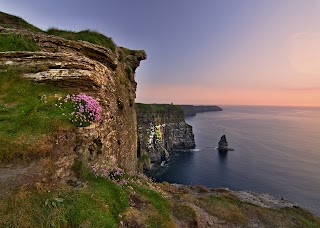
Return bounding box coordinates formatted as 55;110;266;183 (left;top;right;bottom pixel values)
179;105;222;116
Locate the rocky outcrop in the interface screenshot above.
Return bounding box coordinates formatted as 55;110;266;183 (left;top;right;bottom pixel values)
218;135;229;151
0;26;146;181
136;104;195;169
179;105;222;116
218;135;234;152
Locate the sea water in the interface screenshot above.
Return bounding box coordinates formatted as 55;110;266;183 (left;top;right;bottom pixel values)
151;106;320;216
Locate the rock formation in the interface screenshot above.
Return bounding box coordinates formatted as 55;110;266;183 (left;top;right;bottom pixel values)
136;103;195;170
0;25;146;181
218;135;229;152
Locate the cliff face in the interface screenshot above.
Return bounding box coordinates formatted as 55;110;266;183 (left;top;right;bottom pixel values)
0;25;146;180
136;103;195;169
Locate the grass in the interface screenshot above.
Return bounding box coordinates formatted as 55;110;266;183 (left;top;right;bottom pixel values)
172;203;198;227
0;164;175;228
0;67;74;162
125;182;175;227
0;173;128;227
196;193;320;227
198;194;247;225
46;28;116;52
0;11;43;32
1;167;320;227
136;103;184;119
0;34;41;52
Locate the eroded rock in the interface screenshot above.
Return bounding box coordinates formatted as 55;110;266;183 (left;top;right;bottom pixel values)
0;26;146;182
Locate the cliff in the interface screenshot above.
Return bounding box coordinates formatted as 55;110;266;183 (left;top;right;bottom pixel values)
1;12;319;227
0;12;146;185
179;105;222;116
136;103;195;169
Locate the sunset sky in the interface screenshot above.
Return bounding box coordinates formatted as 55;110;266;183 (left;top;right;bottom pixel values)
1;0;320;106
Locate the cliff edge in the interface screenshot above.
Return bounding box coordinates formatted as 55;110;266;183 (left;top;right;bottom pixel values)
0;11;146;186
136;103;195;170
179;105;222;116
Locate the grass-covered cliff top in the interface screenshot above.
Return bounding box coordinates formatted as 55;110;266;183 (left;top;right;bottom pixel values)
136;103;185;123
46;28;116;52
0;11;116;52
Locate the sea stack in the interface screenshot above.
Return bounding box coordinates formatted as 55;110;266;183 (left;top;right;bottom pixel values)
218;135;229;152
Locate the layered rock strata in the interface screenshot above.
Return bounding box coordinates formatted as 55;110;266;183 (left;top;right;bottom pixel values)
0;26;146;180
136;103;195;169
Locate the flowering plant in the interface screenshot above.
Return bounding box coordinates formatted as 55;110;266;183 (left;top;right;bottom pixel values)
91;164;124;181
56;93;102;127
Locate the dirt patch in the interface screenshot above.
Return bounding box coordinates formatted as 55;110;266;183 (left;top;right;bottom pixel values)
0;162;43;196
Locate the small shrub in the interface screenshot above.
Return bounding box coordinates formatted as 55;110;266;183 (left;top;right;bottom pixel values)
56;93;102;127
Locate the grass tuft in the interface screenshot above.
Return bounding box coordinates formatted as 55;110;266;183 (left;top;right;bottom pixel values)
172;203;198;227
0;67;73;163
46;28;116;52
0;34;40;52
128;183;175;227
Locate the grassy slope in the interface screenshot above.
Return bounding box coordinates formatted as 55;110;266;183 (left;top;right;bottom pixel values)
0;11;42;32
1;173;320;228
46;28;116;52
0;67;74;162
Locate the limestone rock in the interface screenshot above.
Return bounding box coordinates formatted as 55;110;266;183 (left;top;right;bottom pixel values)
0;26;146;181
136;104;196;169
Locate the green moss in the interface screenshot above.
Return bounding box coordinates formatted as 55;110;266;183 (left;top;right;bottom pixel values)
125;66;132;78
0;34;40;52
155;127;162;139
0;67;74;162
46;28;116;52
138;152;151;171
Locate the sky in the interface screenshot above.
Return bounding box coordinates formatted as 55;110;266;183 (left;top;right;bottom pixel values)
1;0;320;106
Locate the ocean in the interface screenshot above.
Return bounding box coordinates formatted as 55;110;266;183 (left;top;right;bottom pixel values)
151;106;320;216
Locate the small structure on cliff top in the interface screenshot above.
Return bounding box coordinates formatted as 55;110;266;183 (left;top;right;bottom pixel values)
218;135;234;152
